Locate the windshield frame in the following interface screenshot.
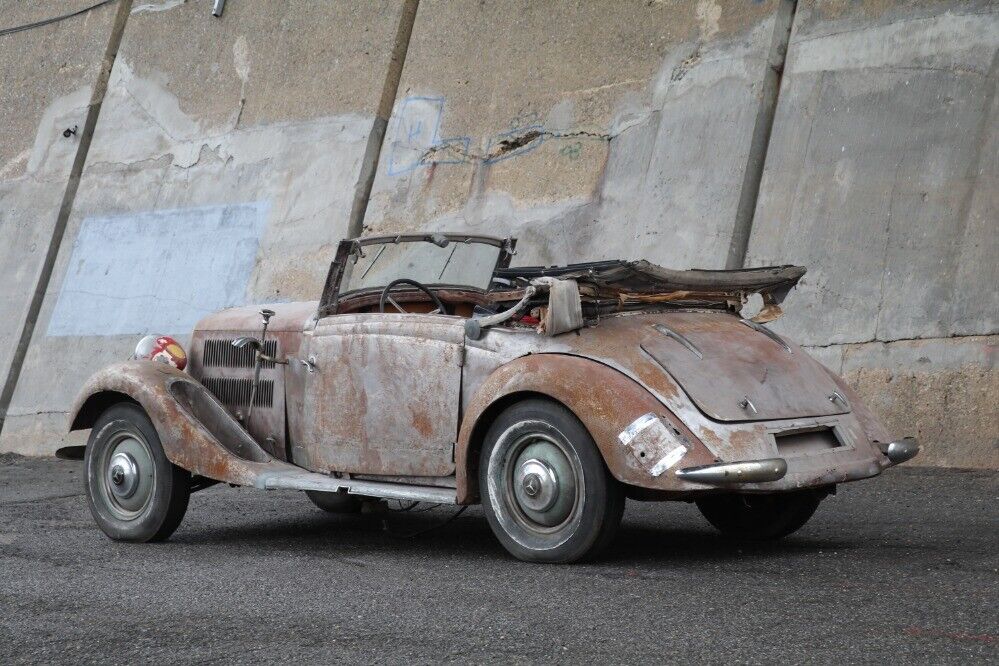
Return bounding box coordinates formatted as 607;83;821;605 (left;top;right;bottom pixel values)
318;233;516;317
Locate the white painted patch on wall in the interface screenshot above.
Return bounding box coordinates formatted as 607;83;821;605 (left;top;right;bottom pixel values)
695;0;722;40
47;201;270;337
233;35;251;84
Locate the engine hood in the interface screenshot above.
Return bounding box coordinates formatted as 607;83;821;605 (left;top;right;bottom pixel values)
193;301;318;333
635;312;847;422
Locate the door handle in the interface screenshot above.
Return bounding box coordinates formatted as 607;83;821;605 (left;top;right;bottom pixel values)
298;356;318;373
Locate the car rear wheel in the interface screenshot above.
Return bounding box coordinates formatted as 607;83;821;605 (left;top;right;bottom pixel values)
479;398;624;563
85;402;190;542
695;490;824;540
305;490;362;514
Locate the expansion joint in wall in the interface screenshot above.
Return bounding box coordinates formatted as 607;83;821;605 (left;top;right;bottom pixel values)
0;0;134;433
725;0;798;270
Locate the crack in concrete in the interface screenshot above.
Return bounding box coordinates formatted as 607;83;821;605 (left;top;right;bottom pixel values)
874;159;905;341
420;127;614;166
670;44;702;82
803;332;998;350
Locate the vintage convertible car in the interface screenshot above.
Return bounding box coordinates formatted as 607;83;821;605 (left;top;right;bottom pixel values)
66;233;919;563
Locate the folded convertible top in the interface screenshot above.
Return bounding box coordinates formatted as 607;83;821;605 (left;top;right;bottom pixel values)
495;260;805;305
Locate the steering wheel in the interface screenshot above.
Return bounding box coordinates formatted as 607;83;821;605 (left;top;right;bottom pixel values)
379;278;448;315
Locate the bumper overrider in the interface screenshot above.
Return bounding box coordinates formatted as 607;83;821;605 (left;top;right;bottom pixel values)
676;458;787;484
876;437;921;465
617;412;920;488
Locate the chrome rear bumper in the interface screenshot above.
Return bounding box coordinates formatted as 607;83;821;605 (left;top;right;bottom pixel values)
675;458;787;485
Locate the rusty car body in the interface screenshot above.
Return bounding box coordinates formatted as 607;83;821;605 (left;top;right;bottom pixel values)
68;232;919;562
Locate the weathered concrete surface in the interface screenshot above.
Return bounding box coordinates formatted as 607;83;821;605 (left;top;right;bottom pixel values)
365;0;793;268
0;0;995;470
0;0;406;455
0;0;121;415
806;336;998;469
748;0;998;469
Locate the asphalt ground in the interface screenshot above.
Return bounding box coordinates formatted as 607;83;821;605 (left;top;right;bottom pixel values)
0;454;996;665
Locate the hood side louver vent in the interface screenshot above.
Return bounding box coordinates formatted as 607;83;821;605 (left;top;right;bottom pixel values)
203;338;277;369
200;377;274;408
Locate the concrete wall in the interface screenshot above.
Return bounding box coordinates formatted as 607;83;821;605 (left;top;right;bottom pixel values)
0;0;123;426
0;0;995;468
365;0;793;269
0;0;407;451
747;0;998;467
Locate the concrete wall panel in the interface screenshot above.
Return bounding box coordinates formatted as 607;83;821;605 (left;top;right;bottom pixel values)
0;0;405;455
751;0;998;467
748;1;998;345
366;0;790;268
0;0;121;414
807;336;998;469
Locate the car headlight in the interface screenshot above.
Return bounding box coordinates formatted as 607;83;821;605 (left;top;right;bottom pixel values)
133;335;187;370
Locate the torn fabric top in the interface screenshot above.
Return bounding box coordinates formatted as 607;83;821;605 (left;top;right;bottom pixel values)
493;260;805;319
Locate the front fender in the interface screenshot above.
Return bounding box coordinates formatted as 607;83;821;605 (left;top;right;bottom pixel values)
69;360;285;486
455;354;716;503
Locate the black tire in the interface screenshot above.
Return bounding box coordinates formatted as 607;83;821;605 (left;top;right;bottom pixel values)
305;490;362;514
84;402;190;542
479;398;624;563
695;490;823;541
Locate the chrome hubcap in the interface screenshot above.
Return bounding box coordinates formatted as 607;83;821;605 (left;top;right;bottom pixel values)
506;435;578;529
100;433;155;519
107;452;139;499
514;458;559;512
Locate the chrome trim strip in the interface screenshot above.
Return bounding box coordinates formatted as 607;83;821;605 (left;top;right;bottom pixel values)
652;323;703;359
740;318;792;354
259;471;458;504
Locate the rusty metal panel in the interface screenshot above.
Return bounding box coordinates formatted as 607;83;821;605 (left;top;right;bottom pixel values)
454;310;895;501
187;301;315;461
68;361;277;487
188;329;292;460
454;353;717;503
301;313;464;477
639;311;847;421
618;413;693;477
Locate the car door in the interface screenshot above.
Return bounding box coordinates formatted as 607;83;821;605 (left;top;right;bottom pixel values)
298;311;464;477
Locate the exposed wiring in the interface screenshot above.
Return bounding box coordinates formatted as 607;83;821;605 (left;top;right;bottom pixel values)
0;0;116;38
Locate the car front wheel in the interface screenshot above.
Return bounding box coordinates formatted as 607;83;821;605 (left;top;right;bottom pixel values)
695;490;824;540
84;402;190;542
479;398;624;563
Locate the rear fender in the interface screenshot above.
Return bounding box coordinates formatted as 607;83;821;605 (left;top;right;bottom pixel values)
68;360;291;486
455;354;716;503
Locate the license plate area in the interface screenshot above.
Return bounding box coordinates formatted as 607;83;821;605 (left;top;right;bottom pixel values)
774;427;841;456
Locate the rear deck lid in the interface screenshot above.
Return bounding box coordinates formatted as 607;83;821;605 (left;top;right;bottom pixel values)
641;312;848;422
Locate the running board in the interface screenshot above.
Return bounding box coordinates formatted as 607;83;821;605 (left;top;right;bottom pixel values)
253;468;458;504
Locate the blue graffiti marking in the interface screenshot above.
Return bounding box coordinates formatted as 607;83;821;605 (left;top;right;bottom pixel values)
386;96;446;175
386;96;476;174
